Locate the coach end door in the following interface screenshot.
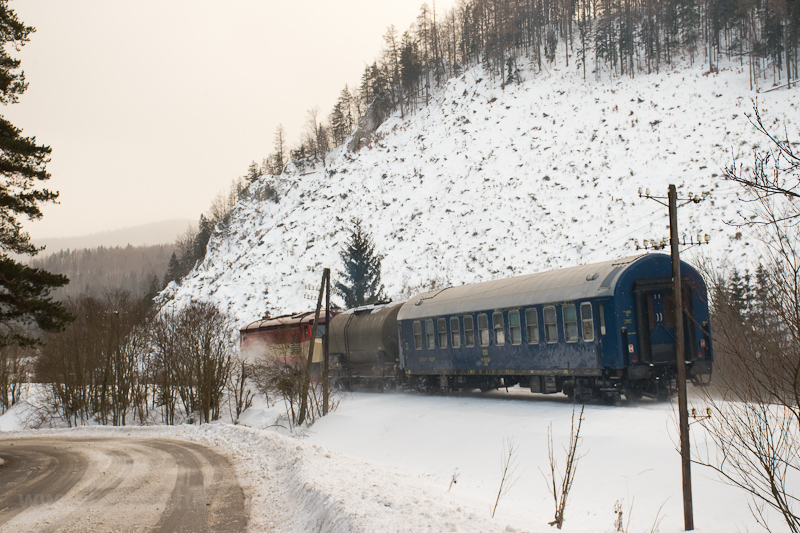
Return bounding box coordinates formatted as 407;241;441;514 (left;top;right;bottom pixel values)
634;280;675;364
634;279;695;365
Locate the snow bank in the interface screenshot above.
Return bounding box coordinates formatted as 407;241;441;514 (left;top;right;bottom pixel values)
1;390;792;532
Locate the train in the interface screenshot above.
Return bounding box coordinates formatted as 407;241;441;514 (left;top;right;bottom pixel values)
240;310;336;365
241;253;713;403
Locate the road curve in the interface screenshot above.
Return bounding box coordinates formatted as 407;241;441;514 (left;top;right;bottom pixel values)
0;436;247;532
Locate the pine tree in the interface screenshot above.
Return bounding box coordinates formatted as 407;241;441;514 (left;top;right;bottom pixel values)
246;161;263;182
330;101;347;146
335;219;385;309
193;214;213;263
0;3;70;347
400;32;423;107
163;252;183;287
727;268;751;317
143;273;162;302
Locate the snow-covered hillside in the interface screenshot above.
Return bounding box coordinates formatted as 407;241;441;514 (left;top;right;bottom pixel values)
162;57;799;326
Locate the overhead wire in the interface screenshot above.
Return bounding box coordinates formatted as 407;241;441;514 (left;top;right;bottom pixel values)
580;206;666;261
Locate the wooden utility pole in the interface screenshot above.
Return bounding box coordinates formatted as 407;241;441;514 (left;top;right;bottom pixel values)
669;184;694;531
297;268;329;426
640;184;708;531
323;270;331;415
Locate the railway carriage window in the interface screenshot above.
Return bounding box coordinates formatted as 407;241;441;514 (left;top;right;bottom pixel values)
450;317;461;348
413;321;422;350
464;316;475;347
544;306;558;344
493;312;506;346
478;313;490;347
425;319;435;349
509;310;522;345
437;318;447;348
580;303;595;342
599;304;606;336
563;304;578;343
525;308;540;344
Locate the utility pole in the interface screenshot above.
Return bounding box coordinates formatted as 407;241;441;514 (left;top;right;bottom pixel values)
298;267;329;426
669;184;693;531
323;269;331;415
638;184;709;531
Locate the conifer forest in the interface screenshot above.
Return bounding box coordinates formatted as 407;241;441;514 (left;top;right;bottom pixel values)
320;0;799;153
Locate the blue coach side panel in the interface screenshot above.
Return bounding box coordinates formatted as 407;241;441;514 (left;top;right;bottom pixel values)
397;254;711;382
397;256;645;376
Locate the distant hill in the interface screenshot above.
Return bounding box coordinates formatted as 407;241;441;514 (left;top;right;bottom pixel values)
30;244;175;300
36;219;193;255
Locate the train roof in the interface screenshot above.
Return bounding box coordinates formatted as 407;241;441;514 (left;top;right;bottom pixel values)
333;301;404;318
241;310;335;332
397;254;652;321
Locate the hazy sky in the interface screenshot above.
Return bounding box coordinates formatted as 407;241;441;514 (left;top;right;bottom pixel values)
4;0;457;240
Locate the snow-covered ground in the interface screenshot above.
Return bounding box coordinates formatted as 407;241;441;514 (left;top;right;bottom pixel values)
161;56;799;326
2;390;790;532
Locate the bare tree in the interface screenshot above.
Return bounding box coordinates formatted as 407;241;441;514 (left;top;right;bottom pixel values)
724;103;800;206
692;103;800;532
383;25;404;117
272;124;287;174
37;290;151;426
227;358;254;424
250;340;338;429
303;107;323;161
543;403;586;529
148;306;181;425
251;353;306;430
697;258;800;531
491;437;519;518
209;177;246;226
150;301;234;424
0;344;30;413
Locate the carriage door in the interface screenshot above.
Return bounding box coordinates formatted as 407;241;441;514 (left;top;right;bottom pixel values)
634;279;696;365
634;281;676;364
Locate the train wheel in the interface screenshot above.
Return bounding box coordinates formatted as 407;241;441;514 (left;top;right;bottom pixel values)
626;390;643;402
601;392;621;405
626;383;644;403
655;383;670;402
562;381;575;400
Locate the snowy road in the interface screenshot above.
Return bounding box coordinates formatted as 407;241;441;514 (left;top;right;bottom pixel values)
0;437;247;532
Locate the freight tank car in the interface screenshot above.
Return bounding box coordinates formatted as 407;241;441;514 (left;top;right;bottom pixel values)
327;302;404;389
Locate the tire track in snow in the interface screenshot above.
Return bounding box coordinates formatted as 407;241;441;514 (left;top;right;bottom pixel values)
0;436;247;532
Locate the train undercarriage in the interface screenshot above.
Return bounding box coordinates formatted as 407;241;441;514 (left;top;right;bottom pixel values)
329;359;696;404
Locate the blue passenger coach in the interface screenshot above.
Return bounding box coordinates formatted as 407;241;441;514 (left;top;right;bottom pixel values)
395;253;712;402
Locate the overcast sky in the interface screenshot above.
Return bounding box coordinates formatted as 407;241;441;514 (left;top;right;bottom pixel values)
4;0;457;240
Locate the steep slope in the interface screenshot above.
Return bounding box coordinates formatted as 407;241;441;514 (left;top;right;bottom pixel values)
162;57;799;326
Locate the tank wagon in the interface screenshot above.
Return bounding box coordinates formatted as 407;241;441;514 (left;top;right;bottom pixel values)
327;302;403;389
328;254;712;402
